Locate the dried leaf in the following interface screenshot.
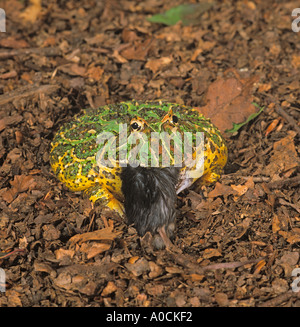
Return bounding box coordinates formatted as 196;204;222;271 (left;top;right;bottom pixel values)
265;131;299;177
68;226;121;245
286;233;300;245
196;72;260;133
10;175;36;193
122;29;139;43
145;57;172;74
175;295;186;307
101;281;118;296
54;272;72;290
0;115;23;132
34;262;56;276
202;248;222;259
1;188;15;204
59;64;86;77
189;296;201;307
146;284;164;296
278;199;300;214
84;242;111;259
55;248;75;260
191;40;216;61
6;290;22;306
112;49;128;63
79;281;98;296
165;266;183;274
253;259;266;274
0;37;29;49
272;278;289;294
226;103;264;134
20;0;42;23
148;261;163;278
120;39;153;61
87;66;104;81
128;256;139;264
291;55;300;68
272;214;281;233
42;225;61;241
1;175;36;203
0;70;17;79
230;184;248;197
280;252;299;266
214;292;229;306
277;231;300;244
208;182;237;199
258;83;272;92
182;273;205;282
15;131;23;144
265;118;280;136
230;178;254;200
125;257;150;277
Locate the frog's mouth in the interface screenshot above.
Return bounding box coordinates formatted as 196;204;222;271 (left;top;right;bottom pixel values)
121;166;180;249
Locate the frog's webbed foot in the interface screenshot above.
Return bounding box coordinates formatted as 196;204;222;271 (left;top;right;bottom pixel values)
106;198;125;216
202;171;221;185
85;184;124;217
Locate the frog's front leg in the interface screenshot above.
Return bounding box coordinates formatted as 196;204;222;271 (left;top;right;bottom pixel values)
85;183;124;216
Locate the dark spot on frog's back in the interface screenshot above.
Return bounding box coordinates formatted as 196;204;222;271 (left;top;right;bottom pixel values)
50;143;73;160
61;154;73;166
73;140;99;159
81;161;93;175
64;162;80;179
102;170;115;179
106;180;116;188
212;155;219;164
209;141;215;153
114;169;121;177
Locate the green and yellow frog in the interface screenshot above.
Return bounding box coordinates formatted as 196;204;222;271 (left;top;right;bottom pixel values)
50;101;227;248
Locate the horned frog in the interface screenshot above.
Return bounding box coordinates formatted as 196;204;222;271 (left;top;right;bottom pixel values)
50;101;227;248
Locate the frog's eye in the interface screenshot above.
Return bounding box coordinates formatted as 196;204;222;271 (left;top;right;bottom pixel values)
172;115;179;124
131;122;139;130
130;121;143;131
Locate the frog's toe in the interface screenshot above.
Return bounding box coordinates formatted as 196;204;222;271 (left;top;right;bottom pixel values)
202;172;221;185
107;198;125;217
85;183;124;216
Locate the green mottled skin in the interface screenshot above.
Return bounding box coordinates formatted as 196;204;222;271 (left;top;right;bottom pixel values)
50;101;227;214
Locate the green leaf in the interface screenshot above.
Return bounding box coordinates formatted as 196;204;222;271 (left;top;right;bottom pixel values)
226;103;264;134
147;3;213;26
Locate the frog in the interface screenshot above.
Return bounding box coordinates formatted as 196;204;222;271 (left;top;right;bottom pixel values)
50;100;227;248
